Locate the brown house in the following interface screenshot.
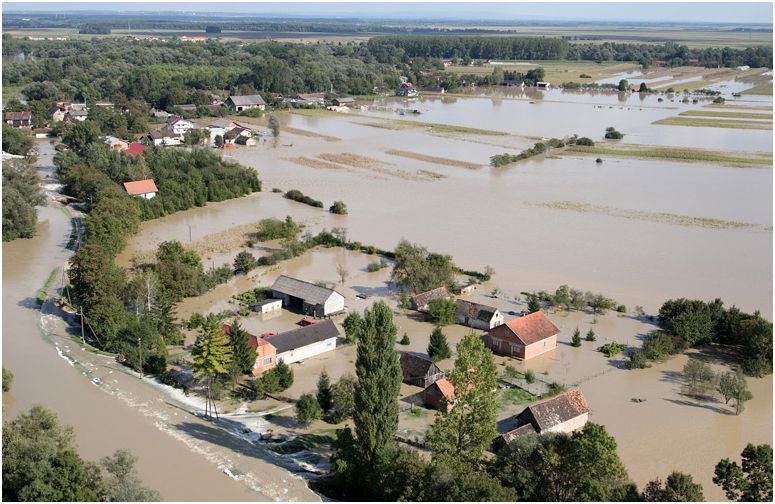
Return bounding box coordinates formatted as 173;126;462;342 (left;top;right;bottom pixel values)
5;111;32;128
399;351;444;388
484;311;559;360
410;286;451;312
495;388;590;448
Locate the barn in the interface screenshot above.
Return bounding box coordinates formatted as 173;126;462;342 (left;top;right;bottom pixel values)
271;275;345;317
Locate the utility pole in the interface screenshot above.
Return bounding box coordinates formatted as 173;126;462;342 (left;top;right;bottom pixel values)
137;337;143;379
79;306;85;344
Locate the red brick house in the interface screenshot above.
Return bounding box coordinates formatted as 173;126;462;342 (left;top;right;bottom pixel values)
484;311;559;360
424;378;456;411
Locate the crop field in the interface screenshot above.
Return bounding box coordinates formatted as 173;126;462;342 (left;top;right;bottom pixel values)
743;84;774;96
446;60;640;83
679;110;773;120
566;144;773;167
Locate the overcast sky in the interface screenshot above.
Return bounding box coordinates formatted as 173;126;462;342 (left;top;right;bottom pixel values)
3;2;773;24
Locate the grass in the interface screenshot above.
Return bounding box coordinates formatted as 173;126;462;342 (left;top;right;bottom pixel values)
652;116;772;130
445;60;640;83
408;408;426;418
384;148;482;169
742;85;774;96
679;110;773;120
36;268;60;306
502;387;538;405
381;118;509;136
537;200;766;231
565;144;772;167
704;103;772;111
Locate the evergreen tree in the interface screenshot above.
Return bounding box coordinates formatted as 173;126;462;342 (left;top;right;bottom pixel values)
571;328;582;347
353;301;402;468
191;318;232;419
586;328;596;342
274;359;294;389
427;326;452;361
228;320;255;376
399;332;411;345
527;296;541;313
317;371;334;413
296;393;323;426
426;332;498;465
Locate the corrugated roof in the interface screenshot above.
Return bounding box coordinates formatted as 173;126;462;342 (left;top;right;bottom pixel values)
271;275;341;306
499;311;559;346
456;299;499;324
523;388;590;432
123;179;158;195
227;95;266;106
271;319;340;354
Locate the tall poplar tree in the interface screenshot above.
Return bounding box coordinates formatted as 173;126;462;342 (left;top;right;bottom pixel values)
426;332;498;465
353;301;402;467
191;318;232;419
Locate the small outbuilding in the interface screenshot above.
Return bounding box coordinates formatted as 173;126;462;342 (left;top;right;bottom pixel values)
5;111;32;128
271;275;345;317
123;179;158;199
331;97;354;107
410;286;451;312
455;299;504;330
250;299;282;314
424;378;456;411
399;351;444;388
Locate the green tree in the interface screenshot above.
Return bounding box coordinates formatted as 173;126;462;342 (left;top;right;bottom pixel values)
682;358;716;396
330;200;348;215
713;443;772;502
424;454;516;501
639;82;649;92
391;239;455;293
427;297;457;326
2;124;33;156
353;301;402;467
427;326;452;361
62;120;101;156
2;367;13;392
233;251;256;274
100;449;161;501
155;240;207;301
527;295;541;313
191;318;233;419
2;406;104;501
643;471;705;501
342;311;363;344
399;332;410;345
274;359;294;390
586;328;596;342
426;332;498;465
627;350;650;369
268;115;280;137
317;371;334;413
228;320;255;376
214;134;224;148
571;329;582;347
330;374;356;423
296;393;323;426
618;79;629;91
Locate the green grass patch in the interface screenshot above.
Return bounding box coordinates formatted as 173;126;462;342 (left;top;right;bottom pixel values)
653;116;772;130
565;145;772;167
502;387;538;405
742;85;773;96
36;268;60;306
679;110;773;120
408;407;426;418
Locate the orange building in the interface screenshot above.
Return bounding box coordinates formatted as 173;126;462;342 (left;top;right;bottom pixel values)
484;311;559;360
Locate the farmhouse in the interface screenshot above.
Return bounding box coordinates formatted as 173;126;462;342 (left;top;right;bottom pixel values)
122;179;158;199
149;130;182;146
271;275;345;317
396;82;419;97
5;111;32;128
496;388;590;446
208;118;237;131
226;95;267;113
166;116;195;135
292;93;326;105
234;135;257;147
484;311;559;360
455;299;504;330
269;319;340;365
410;286;451;312
67;109;89;122
399;351;445;388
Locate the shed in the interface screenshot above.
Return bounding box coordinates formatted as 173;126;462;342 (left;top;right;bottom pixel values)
424;378;456;411
123;179;158;199
250;299;282;314
270;319;340;364
399;351;444;388
455;299;504;330
485;311;559;360
271;275;345;317
410;286;451;312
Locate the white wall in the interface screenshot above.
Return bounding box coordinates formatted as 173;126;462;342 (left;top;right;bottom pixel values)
323;292;345;315
276;337;337;365
543;412;588;435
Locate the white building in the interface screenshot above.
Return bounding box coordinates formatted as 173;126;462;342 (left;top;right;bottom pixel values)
271;275;345;317
166;116;195;135
455;299;504;330
250;299;282;314
270;319;340;364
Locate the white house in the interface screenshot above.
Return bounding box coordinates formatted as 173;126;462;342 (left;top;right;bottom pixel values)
269;320;340;364
123;179;158;199
455;299;504;330
271;275;345;317
149;130;182;146
166;116;194;135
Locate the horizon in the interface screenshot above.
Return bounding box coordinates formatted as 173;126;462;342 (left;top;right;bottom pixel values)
3;2;773;25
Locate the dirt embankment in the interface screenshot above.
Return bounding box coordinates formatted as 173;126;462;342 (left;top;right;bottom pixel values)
384;148;482;170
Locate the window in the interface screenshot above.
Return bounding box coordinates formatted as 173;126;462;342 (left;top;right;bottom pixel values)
543;341;547;347
263;357;272;366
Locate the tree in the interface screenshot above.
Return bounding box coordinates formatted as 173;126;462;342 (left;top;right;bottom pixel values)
190;318;232;419
336;263;348;286
2;367;13;392
330;374;356;423
587;292;617;317
639;82;649;92
274;359;294;389
296;393;323;426
527;295;541;313
553;285;571;310
729;370;753;416
426;332;498;465
268;115;280;137
2;406;105;501
100;449;161;501
586;328;596;342
342;311;363;344
571;328;582;347
682;358;715;397
643;471;705;501
424;454;516;501
214;134;224;148
713;443;772;502
717;369;739;405
228;320;255;376
627;350;650;369
330;201;348;215
2;124;33;156
427;326;452;361
233;251;256;274
317;371;334;413
391;239;455;293
353;301;402;467
62;120;101;156
618;79;629;91
427;297;457;326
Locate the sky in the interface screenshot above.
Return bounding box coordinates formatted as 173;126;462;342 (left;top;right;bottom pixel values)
3;1;773;24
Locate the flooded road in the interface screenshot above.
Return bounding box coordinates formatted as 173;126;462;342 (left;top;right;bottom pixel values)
3;142;318;501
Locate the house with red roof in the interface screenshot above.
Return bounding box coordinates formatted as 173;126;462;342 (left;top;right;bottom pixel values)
123;179;158;199
484;311;559;360
125;143;145;157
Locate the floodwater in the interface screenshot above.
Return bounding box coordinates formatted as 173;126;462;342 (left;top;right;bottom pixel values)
2;142;319;501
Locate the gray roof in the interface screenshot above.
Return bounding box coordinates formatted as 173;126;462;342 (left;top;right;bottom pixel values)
399;351;443;383
271;275;342;305
227;95;266;106
456;299;499;324
209;118;235;129
271;319;340;354
68;110;88;117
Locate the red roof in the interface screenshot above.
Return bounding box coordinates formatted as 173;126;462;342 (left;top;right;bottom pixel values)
123;179;158;195
5;111;31;121
496;311;559;346
433;378;456;401
126;143;145;157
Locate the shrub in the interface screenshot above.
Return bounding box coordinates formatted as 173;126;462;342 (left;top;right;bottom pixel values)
284;189;323;208
427;297;457;326
296;393;323;426
367;259;388;272
598;342;625;358
399;332;410;345
256;216;301;241
329;201;348;215
713;96;726;104
616;304;627;313
271;188;282;193
187;312;206;330
604;127;624;139
595;158;603;164
627;350;650;369
575;137;595;146
586;329;596;342
525;369;535;384
233;251;257;274
579;73;592;78
3;367;14;392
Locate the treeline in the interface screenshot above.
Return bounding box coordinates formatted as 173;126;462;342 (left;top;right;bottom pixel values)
628;298;772;377
367;35;570;62
3;157;45;241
